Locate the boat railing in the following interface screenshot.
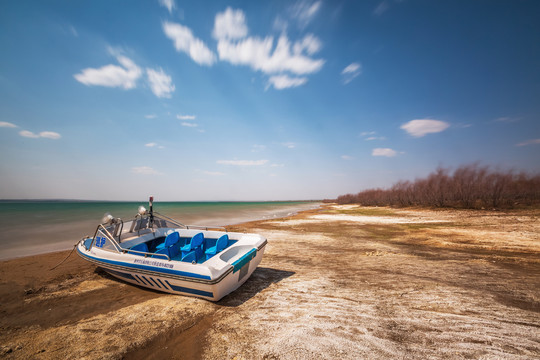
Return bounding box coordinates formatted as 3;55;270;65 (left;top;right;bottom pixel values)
153;211;227;232
122;248;171;261
91;224;172;260
153;212;187;228
92;224;124;253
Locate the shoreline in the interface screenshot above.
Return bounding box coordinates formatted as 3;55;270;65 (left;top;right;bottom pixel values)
1;204;539;359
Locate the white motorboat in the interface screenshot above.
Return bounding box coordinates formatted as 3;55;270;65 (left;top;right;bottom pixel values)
76;197;267;301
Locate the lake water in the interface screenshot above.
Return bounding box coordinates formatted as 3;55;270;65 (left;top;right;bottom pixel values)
0;201;319;260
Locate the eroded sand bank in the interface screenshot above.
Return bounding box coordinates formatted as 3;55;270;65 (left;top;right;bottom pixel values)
1;205;539;359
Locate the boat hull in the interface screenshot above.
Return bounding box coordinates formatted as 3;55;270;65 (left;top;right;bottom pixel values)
76;241;266;301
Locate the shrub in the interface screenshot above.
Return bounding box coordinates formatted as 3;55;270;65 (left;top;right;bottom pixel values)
336;164;540;209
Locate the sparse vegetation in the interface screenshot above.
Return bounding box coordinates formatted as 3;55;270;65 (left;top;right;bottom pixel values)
337;164;540;209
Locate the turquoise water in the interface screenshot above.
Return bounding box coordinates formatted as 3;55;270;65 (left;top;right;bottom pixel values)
0;201;319;260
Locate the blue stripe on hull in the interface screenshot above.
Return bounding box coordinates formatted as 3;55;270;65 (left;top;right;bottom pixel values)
155;278;169;289
164;280;213;298
102;268;212;297
105;268;137;281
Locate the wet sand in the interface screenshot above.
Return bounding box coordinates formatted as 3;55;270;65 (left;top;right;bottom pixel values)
1;205;539;359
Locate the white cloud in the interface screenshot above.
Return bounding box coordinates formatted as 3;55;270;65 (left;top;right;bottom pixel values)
217;159;268;166
360;131;385;141
268;74;308;89
342;62;362;84
401;119;450;137
146;68;175;98
290;0;322;29
39;131;62;140
162;21;216;66
281;142;296;149
19;130;39;138
145;142;157;147
516;139;540;147
218;34;324;76
159;0;175;14
177;114;196;120
19;130;61;139
366;136;386;141
74;55;142;89
0;121;17;128
341;155;354;160
213;7;248;40
372;148;397;157
181;122;198;127
131;166;162;175
145;114;157;119
293;34;322;56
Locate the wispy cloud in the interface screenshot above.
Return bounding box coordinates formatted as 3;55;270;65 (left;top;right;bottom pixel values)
158;0;175;14
146;68;175;98
494;116;520;123
177;114;196;120
289;0;322;29
217;159;268;166
373;1;390;16
516;139;540;147
281;142;296;149
74;54;142;89
131;166;162;175
342;62;362;84
19;130;61;139
360;131;385;141
341;155;354;160
181;122;198;128
145;114;157;119
401;119;450;137
0;121;17;128
372;148;397;157
268;74;308;89
162;21;216;66
145;142;164;149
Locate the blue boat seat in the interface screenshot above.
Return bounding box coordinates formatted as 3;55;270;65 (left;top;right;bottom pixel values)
129;242;148;256
180;233;204;258
205;234;229;260
181;250;197;264
155;231;179;250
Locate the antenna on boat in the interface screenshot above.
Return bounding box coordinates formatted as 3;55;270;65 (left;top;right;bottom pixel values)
149;196;154;224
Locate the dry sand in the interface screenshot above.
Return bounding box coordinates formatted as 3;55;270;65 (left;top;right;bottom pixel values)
1;205;539;359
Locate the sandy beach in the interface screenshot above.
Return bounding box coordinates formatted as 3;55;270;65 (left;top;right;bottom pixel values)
1;204;539;359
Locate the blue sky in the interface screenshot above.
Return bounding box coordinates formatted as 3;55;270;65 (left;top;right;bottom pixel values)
0;0;539;201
